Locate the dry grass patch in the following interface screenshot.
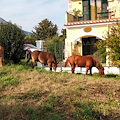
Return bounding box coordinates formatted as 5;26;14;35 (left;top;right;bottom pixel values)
0;62;120;120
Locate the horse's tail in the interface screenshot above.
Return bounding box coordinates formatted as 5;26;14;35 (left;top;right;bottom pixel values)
64;57;69;67
52;53;58;64
53;54;57;62
53;53;57;63
26;51;31;63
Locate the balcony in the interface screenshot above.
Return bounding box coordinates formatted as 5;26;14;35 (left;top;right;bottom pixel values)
65;8;116;24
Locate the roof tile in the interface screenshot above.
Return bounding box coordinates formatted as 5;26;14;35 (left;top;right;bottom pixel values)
64;18;120;26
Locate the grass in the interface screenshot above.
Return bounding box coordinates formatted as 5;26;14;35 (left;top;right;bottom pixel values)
0;59;120;120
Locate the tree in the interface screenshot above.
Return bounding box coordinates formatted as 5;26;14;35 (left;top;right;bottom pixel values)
0;22;25;63
33;18;58;40
59;29;66;43
94;22;120;67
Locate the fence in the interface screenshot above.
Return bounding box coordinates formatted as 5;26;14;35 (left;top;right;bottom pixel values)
46;43;64;62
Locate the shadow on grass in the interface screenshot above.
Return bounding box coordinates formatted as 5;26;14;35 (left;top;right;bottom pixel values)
76;73;101;78
1;92;120;120
105;74;120;80
105;74;118;78
0;98;120;120
76;72;120;80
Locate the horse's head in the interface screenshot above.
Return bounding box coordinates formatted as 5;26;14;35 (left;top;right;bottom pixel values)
95;62;105;77
98;66;104;77
53;61;59;72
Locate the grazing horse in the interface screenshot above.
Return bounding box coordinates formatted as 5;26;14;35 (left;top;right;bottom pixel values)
0;45;4;67
64;55;104;76
27;50;58;72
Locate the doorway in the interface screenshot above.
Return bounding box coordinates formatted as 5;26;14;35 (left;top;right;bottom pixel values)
82;37;98;56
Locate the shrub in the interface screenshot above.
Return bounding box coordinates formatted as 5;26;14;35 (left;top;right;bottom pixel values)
0;22;25;63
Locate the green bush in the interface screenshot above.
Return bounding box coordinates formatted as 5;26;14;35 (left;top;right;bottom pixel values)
0;22;25;63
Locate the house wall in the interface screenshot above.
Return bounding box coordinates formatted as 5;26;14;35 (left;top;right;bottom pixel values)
68;0;72;13
65;0;120;66
72;0;83;14
66;24;109;56
108;0;120;18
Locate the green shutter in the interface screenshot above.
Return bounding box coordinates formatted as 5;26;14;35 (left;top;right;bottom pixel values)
82;0;90;20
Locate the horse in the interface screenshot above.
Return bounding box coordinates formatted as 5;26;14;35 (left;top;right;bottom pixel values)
27;50;58;72
64;55;104;76
0;45;4;67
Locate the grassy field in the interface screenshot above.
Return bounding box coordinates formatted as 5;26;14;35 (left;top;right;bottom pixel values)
0;60;120;120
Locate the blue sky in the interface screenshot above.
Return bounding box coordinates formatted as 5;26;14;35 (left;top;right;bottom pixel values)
0;0;68;34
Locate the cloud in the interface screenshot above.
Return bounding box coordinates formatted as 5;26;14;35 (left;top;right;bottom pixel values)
0;0;68;34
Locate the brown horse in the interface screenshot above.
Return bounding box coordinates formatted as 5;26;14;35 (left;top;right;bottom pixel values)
27;50;58;72
0;45;4;67
64;55;104;76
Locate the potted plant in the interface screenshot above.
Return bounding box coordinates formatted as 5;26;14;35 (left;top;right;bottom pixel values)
73;8;81;21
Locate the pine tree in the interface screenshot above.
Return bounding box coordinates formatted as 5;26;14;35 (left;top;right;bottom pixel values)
32;18;58;40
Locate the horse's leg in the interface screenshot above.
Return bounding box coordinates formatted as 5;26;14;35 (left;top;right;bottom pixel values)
32;59;36;68
26;51;31;63
86;66;90;75
71;64;75;73
32;62;35;68
48;62;52;71
90;67;92;75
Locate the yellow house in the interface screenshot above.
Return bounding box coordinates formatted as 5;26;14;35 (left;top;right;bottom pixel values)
64;0;120;66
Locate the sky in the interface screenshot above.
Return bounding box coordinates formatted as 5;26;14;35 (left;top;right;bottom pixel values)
0;0;68;34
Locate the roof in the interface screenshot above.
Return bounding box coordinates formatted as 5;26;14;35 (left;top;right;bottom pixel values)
64;18;120;26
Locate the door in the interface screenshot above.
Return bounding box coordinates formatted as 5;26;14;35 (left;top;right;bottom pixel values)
82;38;90;55
82;0;90;20
82;37;98;56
